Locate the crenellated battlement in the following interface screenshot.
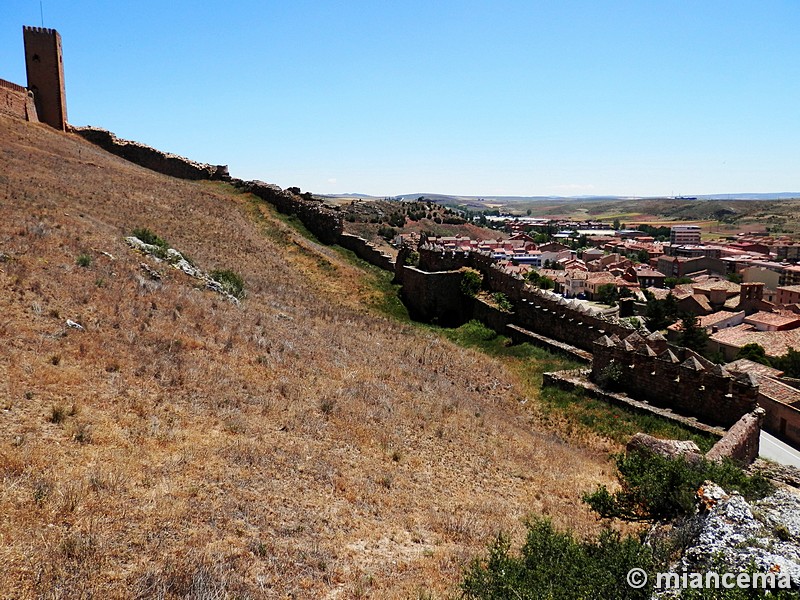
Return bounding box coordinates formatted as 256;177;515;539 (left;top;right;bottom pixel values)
22;26;59;35
0;78;27;94
0;77;38;122
591;331;759;427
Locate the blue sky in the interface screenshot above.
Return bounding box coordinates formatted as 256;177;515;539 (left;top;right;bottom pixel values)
2;1;798;197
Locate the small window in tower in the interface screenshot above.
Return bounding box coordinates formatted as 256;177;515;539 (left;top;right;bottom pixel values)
32;54;40;62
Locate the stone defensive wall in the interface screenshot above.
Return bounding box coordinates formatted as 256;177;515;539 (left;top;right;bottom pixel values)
230;179;343;245
591;331;759;428
705;409;764;465
72;127;346;246
514;288;633;352
406;245;637;352
399;267;470;326
73;126;232;181
0;78;38;122
408;245;762;433
338;233;394;271
418;247;472;272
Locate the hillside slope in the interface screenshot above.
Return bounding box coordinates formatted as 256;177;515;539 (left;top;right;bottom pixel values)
0;115;612;598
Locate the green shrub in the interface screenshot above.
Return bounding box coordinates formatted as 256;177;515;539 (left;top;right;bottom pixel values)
596;361;625;391
491;292;513;312
377;225;397;240
583;451;774;522
76;253;92;268
462;518;654;599
404;251;419;266
132;227;170;260
460;268;483;297
538;275;555;290
210;269;245;299
132;227;167;248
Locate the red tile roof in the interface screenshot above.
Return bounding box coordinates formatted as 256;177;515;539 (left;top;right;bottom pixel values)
725;358;784;378
699;310;745;328
757;376;800;406
745;311;800;329
710;324;800;356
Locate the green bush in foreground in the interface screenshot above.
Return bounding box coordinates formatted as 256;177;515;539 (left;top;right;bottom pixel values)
462;454;783;599
462;518;653;600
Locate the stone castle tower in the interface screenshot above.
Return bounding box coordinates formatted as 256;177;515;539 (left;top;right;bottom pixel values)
23;26;67;130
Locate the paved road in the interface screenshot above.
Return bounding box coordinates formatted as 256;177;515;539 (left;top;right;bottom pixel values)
760;431;800;468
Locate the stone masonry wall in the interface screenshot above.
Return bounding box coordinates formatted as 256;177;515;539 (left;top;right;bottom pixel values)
231;179;342;245
407;247;638;352
73;127;231;181
514;290;633;352
0;78;37;122
338;233;394;271
418;247;472;272
706;409;764;464
398;266;469;326
591;333;759;427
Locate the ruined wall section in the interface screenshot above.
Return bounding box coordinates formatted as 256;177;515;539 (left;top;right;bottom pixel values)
412;246;638;352
339;233;394;271
232;179;342;245
706;409;764;465
398;266;468;326
591;333;759;427
73;127;345;245
0;78;37;122
73;127;231;181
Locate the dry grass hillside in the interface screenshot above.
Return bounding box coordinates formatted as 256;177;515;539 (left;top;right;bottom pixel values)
0;114;615;598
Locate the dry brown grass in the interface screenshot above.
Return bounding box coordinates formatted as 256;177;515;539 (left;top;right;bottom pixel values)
0;114;618;598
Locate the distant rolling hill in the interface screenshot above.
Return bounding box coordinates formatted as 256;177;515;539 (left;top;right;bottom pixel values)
323;192;800;206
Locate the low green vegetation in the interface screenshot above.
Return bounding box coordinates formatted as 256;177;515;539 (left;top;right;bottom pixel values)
132;226;168;249
209;269;245;299
460;268;483;297
377;225;397;240
132;226;171;260
491;291;513;312
584;451;773;522
462;519;653;600
76;253;92;268
596;360;625;391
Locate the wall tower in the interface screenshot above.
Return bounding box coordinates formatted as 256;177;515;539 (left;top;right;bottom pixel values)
23;26;67;130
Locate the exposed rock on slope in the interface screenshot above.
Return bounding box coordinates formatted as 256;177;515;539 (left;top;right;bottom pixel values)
652;482;800;596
